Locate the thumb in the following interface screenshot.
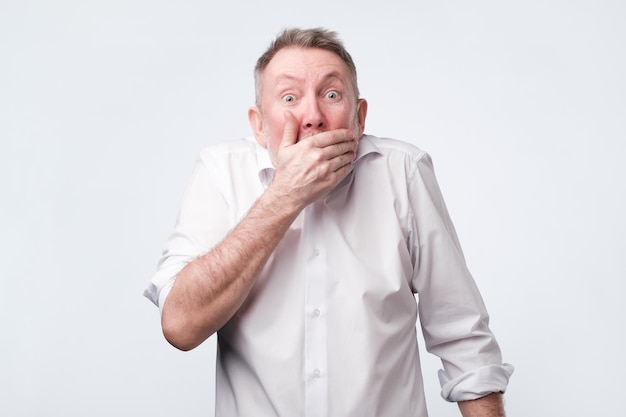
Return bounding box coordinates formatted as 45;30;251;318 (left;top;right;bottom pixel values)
280;111;299;148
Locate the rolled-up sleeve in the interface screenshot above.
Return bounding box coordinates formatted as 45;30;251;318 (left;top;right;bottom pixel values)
143;155;231;314
409;153;514;401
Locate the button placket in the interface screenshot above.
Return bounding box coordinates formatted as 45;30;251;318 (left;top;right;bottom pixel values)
303;202;328;416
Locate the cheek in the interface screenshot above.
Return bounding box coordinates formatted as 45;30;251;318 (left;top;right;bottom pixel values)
262;115;283;142
262;128;282;165
337;105;360;128
346;108;361;129
263;114;284;138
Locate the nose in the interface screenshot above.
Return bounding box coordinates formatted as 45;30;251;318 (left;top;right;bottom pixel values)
300;97;325;134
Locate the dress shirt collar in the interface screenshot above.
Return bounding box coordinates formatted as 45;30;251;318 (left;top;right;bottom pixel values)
255;134;382;188
254;139;275;187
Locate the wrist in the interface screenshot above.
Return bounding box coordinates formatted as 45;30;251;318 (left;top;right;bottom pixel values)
263;183;308;215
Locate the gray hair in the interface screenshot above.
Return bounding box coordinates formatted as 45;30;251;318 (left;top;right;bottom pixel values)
254;27;360;107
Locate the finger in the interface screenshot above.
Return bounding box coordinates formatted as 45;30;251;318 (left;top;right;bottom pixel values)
280;111;299;149
328;151;357;173
324;155;355;186
319;138;358;162
310;128;356;149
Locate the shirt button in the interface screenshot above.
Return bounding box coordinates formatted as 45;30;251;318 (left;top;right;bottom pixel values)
313;248;320;256
312;309;321;317
313;369;321;378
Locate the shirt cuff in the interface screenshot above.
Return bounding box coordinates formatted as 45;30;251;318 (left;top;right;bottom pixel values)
438;363;515;402
156;280;174;315
143;278;174;315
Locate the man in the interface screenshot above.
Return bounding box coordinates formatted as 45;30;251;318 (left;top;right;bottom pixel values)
145;27;513;417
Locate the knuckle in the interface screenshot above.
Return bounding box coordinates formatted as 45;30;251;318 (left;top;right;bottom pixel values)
310;149;324;163
316;163;330;177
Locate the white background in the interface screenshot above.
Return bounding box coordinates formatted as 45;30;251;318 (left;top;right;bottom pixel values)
2;1;624;416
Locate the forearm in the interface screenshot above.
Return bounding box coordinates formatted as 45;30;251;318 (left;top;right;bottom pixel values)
160;119;357;350
458;392;505;417
161;188;301;350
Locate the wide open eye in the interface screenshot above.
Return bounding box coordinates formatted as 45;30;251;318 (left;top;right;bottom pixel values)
326;91;339;100
283;94;296;103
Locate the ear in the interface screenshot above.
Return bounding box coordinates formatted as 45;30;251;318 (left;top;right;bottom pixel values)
356;98;368;137
248;106;266;147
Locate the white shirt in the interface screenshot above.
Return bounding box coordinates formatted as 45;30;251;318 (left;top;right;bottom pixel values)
145;135;513;417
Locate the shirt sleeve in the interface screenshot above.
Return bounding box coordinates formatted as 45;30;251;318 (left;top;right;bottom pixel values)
408;152;514;402
143;155;232;314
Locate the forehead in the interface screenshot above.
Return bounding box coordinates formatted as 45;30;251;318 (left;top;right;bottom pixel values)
263;47;351;85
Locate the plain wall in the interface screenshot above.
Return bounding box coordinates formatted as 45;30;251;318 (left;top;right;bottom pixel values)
2;1;624;416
